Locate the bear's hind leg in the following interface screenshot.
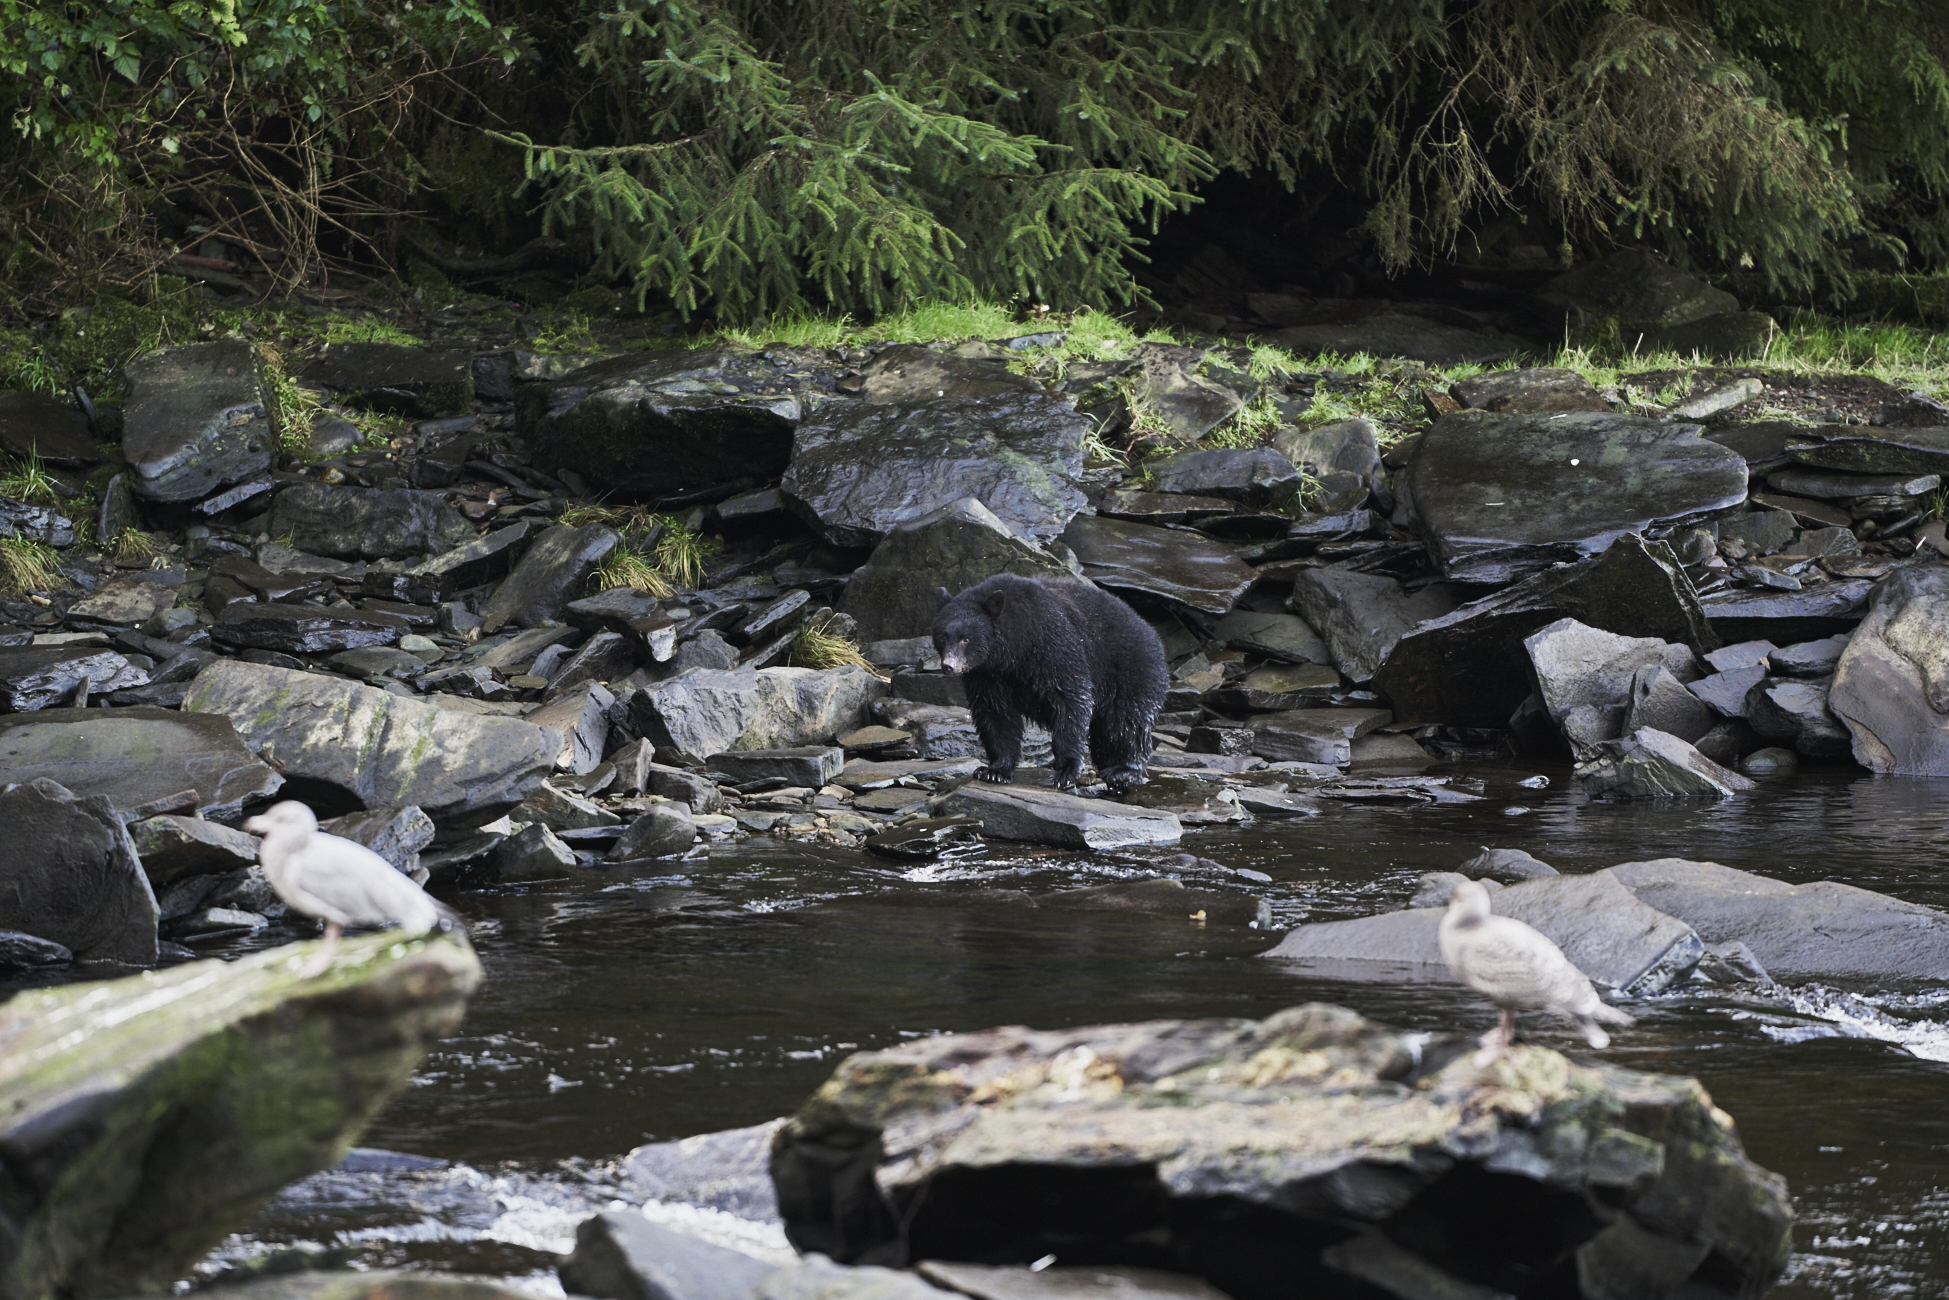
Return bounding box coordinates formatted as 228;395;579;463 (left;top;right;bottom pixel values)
1089;688;1160;795
1046;687;1093;790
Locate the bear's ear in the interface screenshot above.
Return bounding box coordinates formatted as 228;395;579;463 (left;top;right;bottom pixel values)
936;586;953;610
982;589;1006;619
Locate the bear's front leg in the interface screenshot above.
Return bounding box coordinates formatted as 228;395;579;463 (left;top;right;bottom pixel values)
964;674;1021;784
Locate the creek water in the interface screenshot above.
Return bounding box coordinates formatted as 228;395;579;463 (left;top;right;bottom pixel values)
124;764;1949;1294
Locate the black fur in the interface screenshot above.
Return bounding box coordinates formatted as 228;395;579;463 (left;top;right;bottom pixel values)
931;573;1168;793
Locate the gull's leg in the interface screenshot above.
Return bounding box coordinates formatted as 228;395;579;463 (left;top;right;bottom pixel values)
1473;1008;1516;1068
299;922;342;979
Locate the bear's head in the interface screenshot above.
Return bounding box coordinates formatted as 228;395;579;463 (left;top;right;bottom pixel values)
932;584;1007;674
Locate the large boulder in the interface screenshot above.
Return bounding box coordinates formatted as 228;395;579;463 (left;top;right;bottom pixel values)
0;391;111;465
1609;857;1949;983
298;342;474;418
1264;870;1702;996
1531;248;1739;334
771;1003;1791;1299
1402;411;1747;584
836;498;1069;643
264;484;474;561
1828;566;1949;774
1742;677;1852;758
1287;569;1459;683
1374;537;1716;726
479;523;620;632
0;706;283;819
519;351;817;500
1059;516;1256;615
0;779;157;965
0;933;481;1298
120;340;274;503
1523;618;1697;747
781;394;1089;547
1574;727;1757;800
628;665;887;766
183;660;557;822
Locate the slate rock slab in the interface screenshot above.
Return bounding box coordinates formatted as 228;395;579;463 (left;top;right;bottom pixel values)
0;390;111;465
707;746;845;787
0;933;481;1298
410;520;533;591
520;350;813;500
480;523;619;633
67;578;175;627
629;665;888;766
942;783;1182;849
214;602;409;654
128;814;262;889
319;805;437;873
772;1003;1791;1300
0;706;281;819
1575;727;1756;800
607;800;696;862
1375;537;1716;727
299;343;474;418
1699;579;1874;645
121;340;274;502
782;393;1089;547
265;483;474;561
1403;411;1748;584
1609;857;1949;984
1532;248;1738;332
0;646;148;711
1828;565;1949;774
1743;677;1852;758
619;1117;786;1222
559;1211;777;1300
1212;610;1328;665
1143;447;1301;506
1449;367;1609;413
837;497;1068;643
1287;569;1459;683
1523;618;1696;742
184;660;556;822
0;778;157;965
0;496;76;548
1060;515;1256;615
1785;425;1949;477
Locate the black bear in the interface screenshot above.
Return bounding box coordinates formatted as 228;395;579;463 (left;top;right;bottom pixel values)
931;573;1169;793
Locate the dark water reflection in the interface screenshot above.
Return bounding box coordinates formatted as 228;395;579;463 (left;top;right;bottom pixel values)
151;765;1949;1292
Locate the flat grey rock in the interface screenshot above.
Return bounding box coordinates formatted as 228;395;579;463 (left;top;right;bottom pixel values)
1060;516;1256;615
1450;367;1608;414
1404;411;1748;584
1703;640;1775;673
480;523;619;633
1574;727;1756;800
1828;566;1949;774
1699;579;1874;646
1769;634;1849;677
214;602;408;654
1769;468;1940;499
0;706;282;819
121;340;273;502
838;497;1071;644
1287;569;1459;684
128;814;260;889
1212;610;1328;665
527;681;617;775
0;646;148;711
630;665;887;766
0;779;157;965
621;1118;785;1222
916;1261;1231;1300
266;483;474;560
299;343;474;419
411;520;533;590
1782;425;1949;477
184;660;555;822
1143;447;1301;506
942;783;1182;850
1609;857;1949;983
706;746;844;788
67;578;176;628
560;1210;776;1300
1688;665;1768;717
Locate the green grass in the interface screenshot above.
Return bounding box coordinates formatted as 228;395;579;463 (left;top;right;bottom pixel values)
0;537;63;595
0;454;64;507
114;528;160;566
257;347;328;460
525;310;600;354
319;318;423;347
590;550;675;598
788;612;872;670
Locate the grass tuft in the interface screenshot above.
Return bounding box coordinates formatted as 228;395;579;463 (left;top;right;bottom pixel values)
789;612;871;670
0;537;64;596
0;454;65;507
591;550;675;598
114;529;161;566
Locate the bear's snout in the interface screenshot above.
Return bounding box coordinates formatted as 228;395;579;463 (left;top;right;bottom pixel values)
941;641;971;673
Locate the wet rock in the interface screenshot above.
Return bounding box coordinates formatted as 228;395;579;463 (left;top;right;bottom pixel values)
1610;857;1949;983
1524;618;1697;747
411;520;533;591
864;815;984;860
1403;411;1747;584
1264;312;1515;365
96;473;135;550
0;496;76;547
1640;310;1780;361
559;1210;776;1300
527;682;617;775
479;523;620;633
1212;610;1327;665
629;665;887;766
0;932;480;1298
1271;869;1700;995
490;822;579;881
1704;640;1775;672
121;339;274;502
772;1002;1789;1299
1271;418;1384;511
1770;468;1940;499
520;351;806;500
917;1261;1229;1300
1374;537;1715;727
0;646;148;711
1769;634;1849;677
1449;367;1608;413
621;1118;786;1221
1096;490;1236;527
756;1257;943;1300
0;931;72;968
1059;516;1256;615
1201;662;1340;712
0;706;282;818
184;660;556;822
319;805;436;874
782;394;1088;547
0;390;110;465
838;498;1073;644
330;647;428;681
1457;846;1560;881
128;813;260;889
1575;727;1756;800
1348;732;1432;769
1699;578;1874;645
707;746;844;788
1743;677;1852;758
1248;707;1387;766
607;800;696;862
214;602;409;654
1143;447;1301;506
1718;510;1797;557
942;784;1182;849
1532;248;1739;333
265;483;474;561
1787;425;1949;477
1622;664;1716;744
1741;746;1798;775
299;343;474;418
1287;570;1459;683
0;778;156;964
1828;565;1949;774
67;578;175;627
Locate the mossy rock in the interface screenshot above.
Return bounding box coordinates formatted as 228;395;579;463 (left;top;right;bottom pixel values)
0;932;483;1300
